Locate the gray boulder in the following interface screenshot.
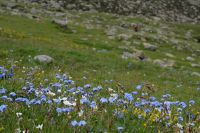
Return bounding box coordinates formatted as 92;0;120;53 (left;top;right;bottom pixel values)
153;59;176;68
52;18;68;28
143;43;158;51
34;55;54;64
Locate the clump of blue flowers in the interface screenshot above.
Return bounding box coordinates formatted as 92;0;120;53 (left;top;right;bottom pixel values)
0;66;13;79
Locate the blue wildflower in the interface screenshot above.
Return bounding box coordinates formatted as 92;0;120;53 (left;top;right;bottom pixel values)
56;74;61;79
67;88;76;93
84;84;91;89
80;98;90;104
15;97;29;103
53;83;62;88
53;98;61;104
100;98;108;103
90;101;97;109
35;100;42;105
78;120;87;126
124;93;133;101
71;120;78;127
132;91;138;95
189;100;195;105
134;102;141;107
56;108;62;114
136;84;142;90
150;101;162;107
62;108;72;113
46;100;53;104
178;116;184;122
114;111;124;119
109;96;118;104
0;88;6;94
0;105;7;112
28;99;36;105
179;102;187;109
9;92;16;97
117;127;124;132
144;109;151;114
66;80;74;85
40;95;46;102
149;96;156;101
1;95;8;100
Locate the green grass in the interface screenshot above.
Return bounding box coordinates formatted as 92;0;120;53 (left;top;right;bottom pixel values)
0;11;200;132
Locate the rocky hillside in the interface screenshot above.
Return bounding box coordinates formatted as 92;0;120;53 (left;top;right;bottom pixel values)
2;0;199;23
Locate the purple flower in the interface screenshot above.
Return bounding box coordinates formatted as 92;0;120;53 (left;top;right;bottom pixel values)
67;88;76;93
117;127;124;132
35;100;42;105
84;84;91;89
62;108;72;113
65;80;74;85
53;98;61;104
78;120;87;126
47;100;53;104
124;93;133;101
56;74;61;79
178;116;184;122
0;88;6;94
56;108;62;113
109;97;116;103
179;102;187;109
134;102;141;107
28;99;36;105
53;83;62;88
15;97;29;103
149;96;156;101
150;101;162;107
9;92;16;97
132;91;138;95
90;101;97;109
1;95;8;100
40;95;46;102
189;100;195;105
100;98;108;103
136;85;142;90
0;105;7;112
80;98;90;104
71;120;78;127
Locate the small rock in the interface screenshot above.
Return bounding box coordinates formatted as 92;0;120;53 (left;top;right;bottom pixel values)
191;72;200;77
153;59;175;68
6;2;17;9
165;53;175;58
186;56;195;61
191;63;200;68
34;55;54;64
117;34;132;41
52;18;68;28
143;43;158;51
122;50;147;61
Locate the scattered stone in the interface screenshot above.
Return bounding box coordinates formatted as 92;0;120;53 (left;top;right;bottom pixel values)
191;72;200;77
143;43;158;51
97;49;108;53
153;59;176;68
186;56;195;61
191;63;200;68
122;52;134;59
52;18;68;28
117;34;132;41
165;53;175;58
6;2;17;9
122;50;148;61
34;55;54;64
